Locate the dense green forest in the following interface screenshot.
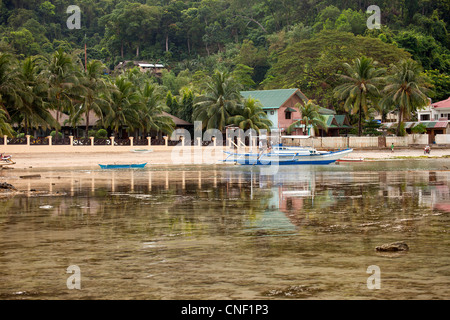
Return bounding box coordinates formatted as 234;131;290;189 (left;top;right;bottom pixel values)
0;0;449;137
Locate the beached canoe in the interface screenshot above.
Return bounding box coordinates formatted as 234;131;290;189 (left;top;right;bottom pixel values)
99;163;148;169
336;158;364;163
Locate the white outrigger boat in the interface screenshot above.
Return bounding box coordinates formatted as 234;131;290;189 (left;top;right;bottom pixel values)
223;135;353;166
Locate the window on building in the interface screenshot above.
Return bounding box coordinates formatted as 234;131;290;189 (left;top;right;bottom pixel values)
435;114;439;120
285;112;292;120
420;114;430;121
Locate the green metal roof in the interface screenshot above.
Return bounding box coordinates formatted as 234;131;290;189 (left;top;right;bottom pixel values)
240;89;308;110
285;107;297;113
318;107;336;115
334;115;347;126
323;115;334;127
322;115;351;129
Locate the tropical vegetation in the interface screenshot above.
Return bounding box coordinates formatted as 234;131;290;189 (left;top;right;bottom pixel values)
0;0;448;137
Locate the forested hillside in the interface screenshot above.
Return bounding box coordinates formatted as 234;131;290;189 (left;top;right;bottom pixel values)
0;0;449;137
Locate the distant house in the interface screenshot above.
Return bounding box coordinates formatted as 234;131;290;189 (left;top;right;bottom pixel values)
382;121;449;144
240;89;309;135
240;89;346;136
414;97;450;143
46;110;191;139
417;97;450;122
317;114;352;137
114;61;166;77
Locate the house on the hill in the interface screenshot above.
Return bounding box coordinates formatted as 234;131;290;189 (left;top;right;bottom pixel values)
114;61;166;77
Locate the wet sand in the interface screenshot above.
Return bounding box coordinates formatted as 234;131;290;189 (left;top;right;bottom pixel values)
2;147;449;170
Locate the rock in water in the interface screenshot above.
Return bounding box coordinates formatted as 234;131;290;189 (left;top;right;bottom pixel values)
376;241;409;252
0;182;16;190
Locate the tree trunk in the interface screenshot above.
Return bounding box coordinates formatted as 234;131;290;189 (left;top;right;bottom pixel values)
85;110;90;138
55;111;60;139
397;108;403;136
187;37;190;54
121;41;124;58
165;34;169;52
358;107;363;137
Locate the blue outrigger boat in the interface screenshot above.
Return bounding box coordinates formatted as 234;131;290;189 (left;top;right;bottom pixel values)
223;146;353;166
99;163;147;169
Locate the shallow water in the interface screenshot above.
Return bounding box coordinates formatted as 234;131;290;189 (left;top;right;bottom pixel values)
0;160;449;300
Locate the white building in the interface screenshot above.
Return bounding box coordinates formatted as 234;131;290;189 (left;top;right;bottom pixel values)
417;97;450;122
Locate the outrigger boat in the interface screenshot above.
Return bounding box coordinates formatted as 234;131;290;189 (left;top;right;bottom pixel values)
223;135;353;166
99;163;147;169
224;147;353;165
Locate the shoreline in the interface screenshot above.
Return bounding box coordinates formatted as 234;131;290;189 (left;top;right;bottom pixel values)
1;147;450;170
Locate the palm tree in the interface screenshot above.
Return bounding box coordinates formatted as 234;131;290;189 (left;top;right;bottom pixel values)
179;88;194;123
72;60;110;137
103;76;141;137
10;56;58;135
0;107;13;136
0;53;26;135
228;97;272;133
334;56;385;136
138;81;175;136
287;101;328;135
45;48;84;138
193;70;242;131
381;60;429;136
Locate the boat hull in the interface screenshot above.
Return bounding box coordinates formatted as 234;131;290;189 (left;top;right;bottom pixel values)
223;149;353;166
99;163;147;169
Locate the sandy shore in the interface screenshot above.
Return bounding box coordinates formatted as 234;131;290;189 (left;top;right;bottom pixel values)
1;147;449;170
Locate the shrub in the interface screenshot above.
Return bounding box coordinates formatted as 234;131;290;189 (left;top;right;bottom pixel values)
411;123;427;134
95;129;108;138
50;131;62;138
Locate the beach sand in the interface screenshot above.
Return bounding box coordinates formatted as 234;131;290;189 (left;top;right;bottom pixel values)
1;147;450;170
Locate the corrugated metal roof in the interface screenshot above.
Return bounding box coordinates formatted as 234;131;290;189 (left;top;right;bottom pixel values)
323;115;334;127
322;115;351;128
403;122;416;129
334;115;348;126
240;89;308;110
432;97;450;109
382;121;449;130
424;121;437;128
434;121;448;128
319;107;336;115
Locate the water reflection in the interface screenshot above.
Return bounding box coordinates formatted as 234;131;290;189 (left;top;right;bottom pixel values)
0;162;449;299
2;165;450;228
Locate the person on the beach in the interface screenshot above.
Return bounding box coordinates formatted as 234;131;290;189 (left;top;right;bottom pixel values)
391;143;394;153
258;139;267;159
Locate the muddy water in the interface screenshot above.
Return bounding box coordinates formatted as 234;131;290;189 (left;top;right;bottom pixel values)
0;160;449;300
